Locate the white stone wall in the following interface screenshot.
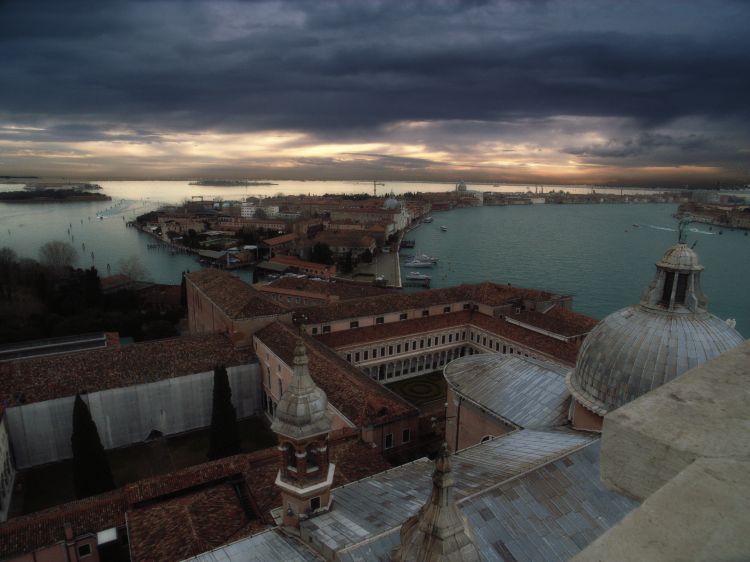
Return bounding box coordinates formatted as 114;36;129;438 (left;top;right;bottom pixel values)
0;415;16;521
5;364;262;469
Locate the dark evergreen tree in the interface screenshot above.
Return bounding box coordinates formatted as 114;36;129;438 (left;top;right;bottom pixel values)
310;242;334;265
208;366;241;460
71;394;115;498
343;250;354;274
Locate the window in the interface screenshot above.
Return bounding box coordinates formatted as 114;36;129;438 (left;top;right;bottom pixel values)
355;352;360;362
347;353;352;362
385;433;394;449
381;347;386;356
323;325;331;333
422;309;429;317
376;316;385;324
503;345;507;354
675;273;689;304
373;348;378;358
350;321;359;329
77;544;92;558
278;379;283;396
310;496;321;511
463;303;471;310
481;435;493;443
402;429;411;443
311;327;318;335
389;345;394;355
412;341;417;350
396;344;401;353
399;312;408;321
420;339;424;349
448;334;453;343
443;306;451;313
441;335;446;344
427;337;431;347
364;350;369;360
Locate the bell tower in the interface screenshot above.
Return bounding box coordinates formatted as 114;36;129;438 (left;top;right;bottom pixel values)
271;336;335;528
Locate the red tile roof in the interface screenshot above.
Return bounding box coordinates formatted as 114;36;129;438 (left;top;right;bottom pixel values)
0;491;126;560
187;268;286;319
0;435;389;561
316;310;585;366
296;282;558;324
262;233;297;246
0;334;255;406
505;306;598;337
261;277;393;300
255;322;418;426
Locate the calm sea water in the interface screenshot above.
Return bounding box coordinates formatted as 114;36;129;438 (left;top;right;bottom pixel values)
0;181;748;336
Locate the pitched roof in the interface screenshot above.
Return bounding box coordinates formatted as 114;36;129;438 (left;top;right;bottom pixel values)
0;434;389;561
295;283;559;324
255;322;417;426
444;354;571;428
0;334;255;406
262;233;297;246
186;268;286;319
259;277;392;300
315;310;584;365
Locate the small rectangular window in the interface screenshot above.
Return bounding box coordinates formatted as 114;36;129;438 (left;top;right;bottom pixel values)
441;335;446;344
443;306;451;313
449;334;453;343
389;345;394;355
463;303;470;310
364;350;369;360
381;347;386;356
397;344;401;353
346;353;352;362
311;327;318;335
400;312;408;321
77;544;92;558
355;352;360;362
402;429;411;443
422;310;429;317
310;496;321;511
373;348;378;358
350;321;359;329
376;316;385;324
323;325;331;333
412;341;417;350
420;339;424;349
385;433;394;449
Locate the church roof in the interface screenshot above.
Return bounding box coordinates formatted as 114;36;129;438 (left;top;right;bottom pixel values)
444;354;570;429
568;243;744;415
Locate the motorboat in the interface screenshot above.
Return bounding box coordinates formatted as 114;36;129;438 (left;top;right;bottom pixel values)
440;226;448;231
403;259;434;268
414;252;438;263
423;216;434;223
407;271;432;280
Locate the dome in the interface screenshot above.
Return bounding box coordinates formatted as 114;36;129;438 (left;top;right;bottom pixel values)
656;244;703;271
271;338;331;440
383;197;401;210
567;243;744;416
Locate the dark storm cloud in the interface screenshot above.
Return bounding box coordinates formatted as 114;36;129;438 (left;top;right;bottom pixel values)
1;0;749;136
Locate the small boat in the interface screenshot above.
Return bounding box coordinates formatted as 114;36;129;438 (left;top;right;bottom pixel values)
440;226;448;231
403;259;434;268
423;216;434;223
407;271;432;280
632;224;640;228
414;252;438;263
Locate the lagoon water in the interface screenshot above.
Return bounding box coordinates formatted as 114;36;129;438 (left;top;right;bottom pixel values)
0;181;748;336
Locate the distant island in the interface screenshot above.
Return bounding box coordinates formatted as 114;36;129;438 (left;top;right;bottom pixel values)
0;188;111;203
189;179;278;187
22;182;103;191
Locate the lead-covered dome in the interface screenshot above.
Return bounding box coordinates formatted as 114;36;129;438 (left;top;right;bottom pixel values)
567;243;744;416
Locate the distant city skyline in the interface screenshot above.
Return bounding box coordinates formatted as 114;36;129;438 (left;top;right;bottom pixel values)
1;0;749;186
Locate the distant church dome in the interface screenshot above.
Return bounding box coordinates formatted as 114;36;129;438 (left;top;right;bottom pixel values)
567;243;744;417
383;193;401;210
456;181;468;192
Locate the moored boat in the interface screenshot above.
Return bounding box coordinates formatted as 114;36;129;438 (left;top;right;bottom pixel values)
407;271;432;280
440;225;448;231
403;259;434;268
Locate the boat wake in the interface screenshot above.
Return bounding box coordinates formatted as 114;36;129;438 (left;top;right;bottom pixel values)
689;227;715;235
647;225;677;232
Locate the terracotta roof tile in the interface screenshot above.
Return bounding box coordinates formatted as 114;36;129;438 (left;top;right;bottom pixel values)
316;311;584;366
255;322;417;426
0;491;126;559
260;277;392;300
295;282;557;324
0;334;255;406
186;269;286;319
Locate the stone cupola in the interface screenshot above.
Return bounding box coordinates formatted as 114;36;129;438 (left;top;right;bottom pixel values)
271;336;335;528
391;443;481;562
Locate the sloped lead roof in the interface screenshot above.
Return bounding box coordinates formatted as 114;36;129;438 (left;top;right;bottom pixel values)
271;337;331;440
444;354;570;429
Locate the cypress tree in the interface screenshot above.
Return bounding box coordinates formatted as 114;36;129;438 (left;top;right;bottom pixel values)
208;365;241;460
180;270;188;308
71;394;115;498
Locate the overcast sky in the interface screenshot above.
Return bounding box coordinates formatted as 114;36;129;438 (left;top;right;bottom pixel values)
1;0;749;185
